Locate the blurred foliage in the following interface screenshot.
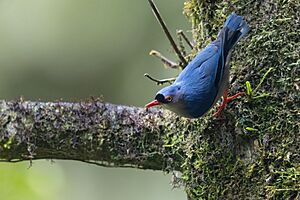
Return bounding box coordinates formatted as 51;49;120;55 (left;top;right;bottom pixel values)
0;0;189;105
0;161;64;200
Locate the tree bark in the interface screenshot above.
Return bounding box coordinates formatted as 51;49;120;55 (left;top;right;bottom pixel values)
0;100;184;170
181;0;299;199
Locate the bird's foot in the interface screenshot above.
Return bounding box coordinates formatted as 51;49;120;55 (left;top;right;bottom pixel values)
226;92;246;102
213;92;245;118
213;104;226;118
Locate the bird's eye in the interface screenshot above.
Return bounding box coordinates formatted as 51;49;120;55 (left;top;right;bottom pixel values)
166;96;173;102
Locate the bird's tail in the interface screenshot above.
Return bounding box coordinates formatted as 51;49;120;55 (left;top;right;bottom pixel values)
218;13;249;54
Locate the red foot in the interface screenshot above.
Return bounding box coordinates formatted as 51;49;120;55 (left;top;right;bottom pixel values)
213;90;245;118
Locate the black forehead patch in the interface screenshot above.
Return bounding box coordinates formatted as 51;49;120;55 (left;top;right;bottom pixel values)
155;93;165;103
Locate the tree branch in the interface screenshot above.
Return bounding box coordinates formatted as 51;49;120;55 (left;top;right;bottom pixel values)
0;100;183;170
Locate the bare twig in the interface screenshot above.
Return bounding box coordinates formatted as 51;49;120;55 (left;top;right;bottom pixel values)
147;0;188;67
176;30;194;49
149;50;180;69
144;73;177;85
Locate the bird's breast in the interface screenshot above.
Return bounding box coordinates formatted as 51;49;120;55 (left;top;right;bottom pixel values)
163;102;192;118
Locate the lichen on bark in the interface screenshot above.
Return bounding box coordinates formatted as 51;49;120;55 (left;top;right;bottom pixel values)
0;100;185;170
182;0;299;199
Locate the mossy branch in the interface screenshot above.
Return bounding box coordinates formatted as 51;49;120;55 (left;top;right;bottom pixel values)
0;100;183;170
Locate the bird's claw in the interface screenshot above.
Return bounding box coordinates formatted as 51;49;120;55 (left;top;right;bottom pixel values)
213;91;246;118
213;104;226;118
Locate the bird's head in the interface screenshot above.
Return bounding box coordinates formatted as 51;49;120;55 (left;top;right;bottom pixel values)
145;84;182;109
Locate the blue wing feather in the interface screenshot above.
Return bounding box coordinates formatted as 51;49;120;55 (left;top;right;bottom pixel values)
175;42;221;83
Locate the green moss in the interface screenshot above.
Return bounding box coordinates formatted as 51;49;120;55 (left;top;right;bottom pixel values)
173;0;300;199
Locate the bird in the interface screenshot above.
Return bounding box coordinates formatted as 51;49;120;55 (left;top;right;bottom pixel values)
145;13;249;118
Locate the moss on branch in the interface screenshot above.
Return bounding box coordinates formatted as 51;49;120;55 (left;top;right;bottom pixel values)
182;0;300;199
0;100;186;170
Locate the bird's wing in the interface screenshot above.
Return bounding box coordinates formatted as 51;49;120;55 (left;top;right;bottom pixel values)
176;41;222;84
213;32;226;88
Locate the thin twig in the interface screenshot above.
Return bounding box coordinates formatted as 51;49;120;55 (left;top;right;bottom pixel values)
149;50;179;69
144;73;176;85
177;30;194;49
147;0;187;67
176;31;187;57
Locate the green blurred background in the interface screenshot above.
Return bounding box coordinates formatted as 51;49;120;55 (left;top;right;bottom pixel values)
0;0;190;199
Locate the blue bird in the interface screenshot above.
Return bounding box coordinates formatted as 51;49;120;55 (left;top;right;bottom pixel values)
145;13;249;118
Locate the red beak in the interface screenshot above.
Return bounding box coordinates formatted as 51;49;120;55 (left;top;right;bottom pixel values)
145;100;160;108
